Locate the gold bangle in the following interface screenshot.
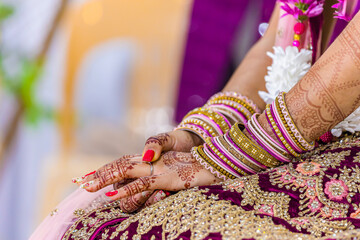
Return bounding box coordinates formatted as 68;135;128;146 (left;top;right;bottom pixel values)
184;108;230;133
196;145;237;179
247;114;291;159
205;99;252;120
274;97;307;152
279;92;315;150
265;104;300;157
181;118;218;137
207;96;257;115
229;123;282;168
205;137;247;176
208;105;240;124
217;135;264;172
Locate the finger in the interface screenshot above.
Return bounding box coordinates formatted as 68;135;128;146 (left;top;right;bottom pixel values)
105;176;162;201
72;154;141;185
71;170;96;185
113;178;135;190
117;190;153;213
143;133;172;162
80;156;152;192
144;190;170;207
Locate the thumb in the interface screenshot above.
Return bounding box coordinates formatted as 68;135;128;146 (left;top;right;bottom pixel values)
142;133;172;162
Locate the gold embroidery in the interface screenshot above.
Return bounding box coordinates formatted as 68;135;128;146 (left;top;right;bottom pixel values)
353;151;360;163
50;208;58;216
119;231;128;240
62;134;360;239
100;229;109;240
222;176;291;220
61;201;131;240
74;208;86;218
65;187;354;239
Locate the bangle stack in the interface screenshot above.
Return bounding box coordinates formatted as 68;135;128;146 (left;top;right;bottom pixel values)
191;122;282;180
175;92;260;141
246;113;291;163
192;92;314;180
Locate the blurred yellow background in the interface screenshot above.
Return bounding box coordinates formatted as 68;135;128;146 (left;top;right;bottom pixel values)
0;0;191;239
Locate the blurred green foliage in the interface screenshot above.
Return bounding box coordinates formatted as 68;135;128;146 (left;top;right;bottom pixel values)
0;2;14;22
0;2;54;125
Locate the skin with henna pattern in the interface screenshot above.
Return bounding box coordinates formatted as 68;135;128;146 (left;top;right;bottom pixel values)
119;191;152;213
94;158;137;189
162;152;203;188
145;133;170;146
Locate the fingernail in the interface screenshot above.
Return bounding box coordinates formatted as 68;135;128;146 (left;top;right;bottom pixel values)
105;190;118;197
72;177;83;184
80;180;94;189
164;191;171;196
142;150;155;162
84;171;96;177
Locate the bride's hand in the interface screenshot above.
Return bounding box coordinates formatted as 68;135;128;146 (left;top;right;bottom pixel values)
80;152;220;201
142;131;203;162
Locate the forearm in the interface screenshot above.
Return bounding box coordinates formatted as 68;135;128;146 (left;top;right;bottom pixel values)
285;11;360;141
257;11;360;144
223;4;280;111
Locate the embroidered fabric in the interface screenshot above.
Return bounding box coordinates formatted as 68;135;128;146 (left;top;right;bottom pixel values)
57;133;360;240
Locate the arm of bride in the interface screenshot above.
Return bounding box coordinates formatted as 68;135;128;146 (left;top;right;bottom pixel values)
141;5;280;163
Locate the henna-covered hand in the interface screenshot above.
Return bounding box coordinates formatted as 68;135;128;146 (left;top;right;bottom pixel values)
142;131;203;162
80;151;221;202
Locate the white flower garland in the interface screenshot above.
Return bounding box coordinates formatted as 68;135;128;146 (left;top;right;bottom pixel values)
259;45;360;137
259;46;312;104
332;107;360;137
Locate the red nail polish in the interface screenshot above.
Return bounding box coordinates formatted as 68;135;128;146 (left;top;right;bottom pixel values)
143;150;155;162
164;191;171;196
105;190;118;197
84;171;96;177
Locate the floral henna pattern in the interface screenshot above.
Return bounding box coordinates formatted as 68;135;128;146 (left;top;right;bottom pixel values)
145;133;170;146
163;152;203;188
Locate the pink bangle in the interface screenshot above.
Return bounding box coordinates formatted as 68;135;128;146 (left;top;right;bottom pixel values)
271;101;304;154
191;147;228;181
251;113;289;154
203;143;242;178
278;92;315;151
223;132;267;169
265;105;296;157
208;103;249;124
188;115;224;135
246;114;290;162
211;137;256;174
175;123;211;140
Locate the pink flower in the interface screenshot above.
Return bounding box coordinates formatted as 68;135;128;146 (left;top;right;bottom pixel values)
324;179;349;201
308;198;322;212
258;205;274;216
296;162;321;176
350;208;360;219
332;0;357;22
279;0;324;21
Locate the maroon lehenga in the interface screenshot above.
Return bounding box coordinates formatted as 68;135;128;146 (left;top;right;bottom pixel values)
52;133;360;239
